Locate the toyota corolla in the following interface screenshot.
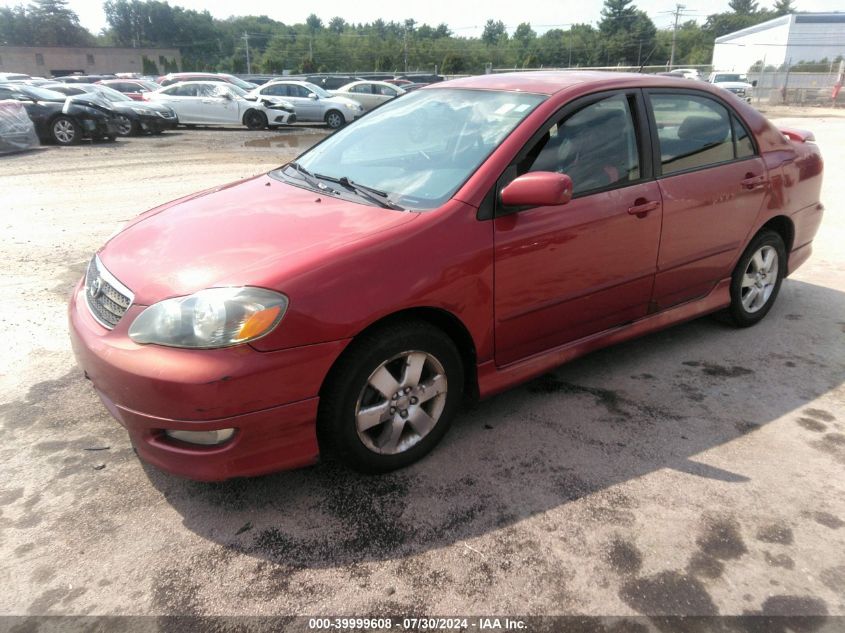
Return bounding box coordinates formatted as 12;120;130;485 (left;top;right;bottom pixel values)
69;72;824;480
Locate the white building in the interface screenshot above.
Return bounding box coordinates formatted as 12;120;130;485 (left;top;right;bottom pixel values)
712;13;845;73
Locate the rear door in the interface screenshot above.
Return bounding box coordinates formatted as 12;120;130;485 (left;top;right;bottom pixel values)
157;84;201;122
493;90;662;365
645;90;768;309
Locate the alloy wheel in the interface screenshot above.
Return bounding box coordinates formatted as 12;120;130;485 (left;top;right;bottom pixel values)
53;119;75;144
116;115;133;136
741;245;779;313
355;351;448;455
326;112;343;129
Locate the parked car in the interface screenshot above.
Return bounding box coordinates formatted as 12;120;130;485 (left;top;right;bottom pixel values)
97;79;162;101
53;74;117;84
0;99;39;153
0;84;119;145
156;72;257;90
145;81;295;129
304;75;360;90
45;83;177;136
0;72;32;82
238;75;282;86
329;80;406;112
246;80;364;129
385;79;414;87
708;72;755;103
69;72;823;481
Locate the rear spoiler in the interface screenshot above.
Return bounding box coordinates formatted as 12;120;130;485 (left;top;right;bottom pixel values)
780;127;815;143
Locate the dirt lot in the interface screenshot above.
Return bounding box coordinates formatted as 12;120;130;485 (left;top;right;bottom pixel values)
1;111;844;620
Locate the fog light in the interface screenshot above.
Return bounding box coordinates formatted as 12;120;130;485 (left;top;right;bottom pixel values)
164;428;235;446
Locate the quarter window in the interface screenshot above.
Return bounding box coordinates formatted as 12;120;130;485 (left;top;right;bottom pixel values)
650;94;753;175
520;93;641;196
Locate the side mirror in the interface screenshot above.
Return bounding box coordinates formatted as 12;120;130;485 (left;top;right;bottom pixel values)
308;93;318;100
500;172;573;208
222;92;233;100
751;80;758;87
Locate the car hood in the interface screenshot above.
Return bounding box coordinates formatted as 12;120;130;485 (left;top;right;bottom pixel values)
99;173;418;304
109;100;170;115
715;81;753;89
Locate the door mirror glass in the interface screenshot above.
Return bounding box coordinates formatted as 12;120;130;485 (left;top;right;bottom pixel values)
500;172;573;208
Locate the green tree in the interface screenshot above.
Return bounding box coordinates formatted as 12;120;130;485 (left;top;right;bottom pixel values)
728;0;759;14
481;19;507;46
26;0;93;46
773;0;796;16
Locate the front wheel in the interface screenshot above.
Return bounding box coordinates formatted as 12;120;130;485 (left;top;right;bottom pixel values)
115;114;136;136
725;230;786;327
324;110;344;130
319;321;464;473
51;116;79;145
244;110;268;130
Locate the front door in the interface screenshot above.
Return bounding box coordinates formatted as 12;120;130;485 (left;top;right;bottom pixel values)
494;91;662;366
646;91;769;309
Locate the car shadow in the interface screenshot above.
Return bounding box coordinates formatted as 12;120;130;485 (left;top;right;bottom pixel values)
136;278;844;569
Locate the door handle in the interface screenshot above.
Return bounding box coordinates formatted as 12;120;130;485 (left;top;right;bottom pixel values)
627;199;659;218
741;174;768;189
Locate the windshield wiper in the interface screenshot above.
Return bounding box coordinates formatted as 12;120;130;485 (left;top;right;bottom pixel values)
315;174;405;210
287;162;337;194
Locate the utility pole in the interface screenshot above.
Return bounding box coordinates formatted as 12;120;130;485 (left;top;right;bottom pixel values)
669;4;685;69
403;29;408;72
242;32;251;74
568;26;573;68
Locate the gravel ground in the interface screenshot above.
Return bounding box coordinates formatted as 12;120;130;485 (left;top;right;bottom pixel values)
1;112;844;618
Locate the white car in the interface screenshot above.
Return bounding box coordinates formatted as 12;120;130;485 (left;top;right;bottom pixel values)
708;72;755;103
145;81;296;129
328;80;405;112
246;80;364;129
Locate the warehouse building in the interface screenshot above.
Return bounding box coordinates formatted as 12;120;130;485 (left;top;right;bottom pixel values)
712;13;845;73
0;45;182;78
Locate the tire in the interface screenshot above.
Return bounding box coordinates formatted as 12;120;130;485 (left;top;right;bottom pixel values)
243;110;268;130
724;229;786;327
324;110;344;130
115;114;136;137
318;321;464;473
51;116;79;145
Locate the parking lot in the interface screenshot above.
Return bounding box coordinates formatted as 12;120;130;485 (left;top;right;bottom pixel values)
1;111;844;618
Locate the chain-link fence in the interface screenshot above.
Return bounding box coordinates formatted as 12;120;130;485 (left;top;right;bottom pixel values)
749;71;844;105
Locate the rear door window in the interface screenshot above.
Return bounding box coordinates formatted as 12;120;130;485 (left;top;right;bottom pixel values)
649;93;753;175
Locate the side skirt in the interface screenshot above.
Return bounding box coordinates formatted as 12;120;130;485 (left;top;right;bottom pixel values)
477;278;732;399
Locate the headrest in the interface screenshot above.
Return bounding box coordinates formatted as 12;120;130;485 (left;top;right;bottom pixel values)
678;115;729;144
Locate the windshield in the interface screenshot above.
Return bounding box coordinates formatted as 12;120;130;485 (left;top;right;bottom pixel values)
286;88;546;210
714;74;745;83
303;82;331;99
91;85;132;102
227;76;256;91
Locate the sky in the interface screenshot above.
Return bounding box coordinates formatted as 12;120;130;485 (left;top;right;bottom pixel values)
3;0;845;35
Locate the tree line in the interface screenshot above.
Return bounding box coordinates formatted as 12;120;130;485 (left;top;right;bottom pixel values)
1;0;811;75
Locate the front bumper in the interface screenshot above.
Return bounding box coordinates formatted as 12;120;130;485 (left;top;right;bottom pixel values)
68;278;349;480
139;113;178;132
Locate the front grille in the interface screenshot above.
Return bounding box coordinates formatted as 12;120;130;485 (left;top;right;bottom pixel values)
84;256;134;329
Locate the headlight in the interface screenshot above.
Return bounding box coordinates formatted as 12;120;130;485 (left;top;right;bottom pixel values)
130;106;148;114
344;103;358;110
128;287;288;349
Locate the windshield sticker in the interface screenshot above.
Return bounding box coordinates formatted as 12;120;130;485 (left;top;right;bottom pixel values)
494;103;516;115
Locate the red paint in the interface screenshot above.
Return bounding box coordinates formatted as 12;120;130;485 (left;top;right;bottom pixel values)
69;72;824;480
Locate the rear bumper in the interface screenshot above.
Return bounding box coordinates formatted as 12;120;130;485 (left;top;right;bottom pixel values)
68;278;350;480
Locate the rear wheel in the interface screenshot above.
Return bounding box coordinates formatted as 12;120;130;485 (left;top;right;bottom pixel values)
244;110;268;130
319;321;464;473
324;110;344;130
724;230;786;327
51;116;79;145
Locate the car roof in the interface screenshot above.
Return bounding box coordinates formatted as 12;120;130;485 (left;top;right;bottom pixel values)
437;71;708;96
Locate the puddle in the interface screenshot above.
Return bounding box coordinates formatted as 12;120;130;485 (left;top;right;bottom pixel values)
243;130;328;151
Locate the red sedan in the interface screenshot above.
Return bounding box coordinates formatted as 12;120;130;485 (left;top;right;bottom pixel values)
69;72;824;480
96;79;161;101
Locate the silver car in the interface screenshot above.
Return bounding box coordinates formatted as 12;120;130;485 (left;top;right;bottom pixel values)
146;81;296;129
329;80;406;112
246;80;364;129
